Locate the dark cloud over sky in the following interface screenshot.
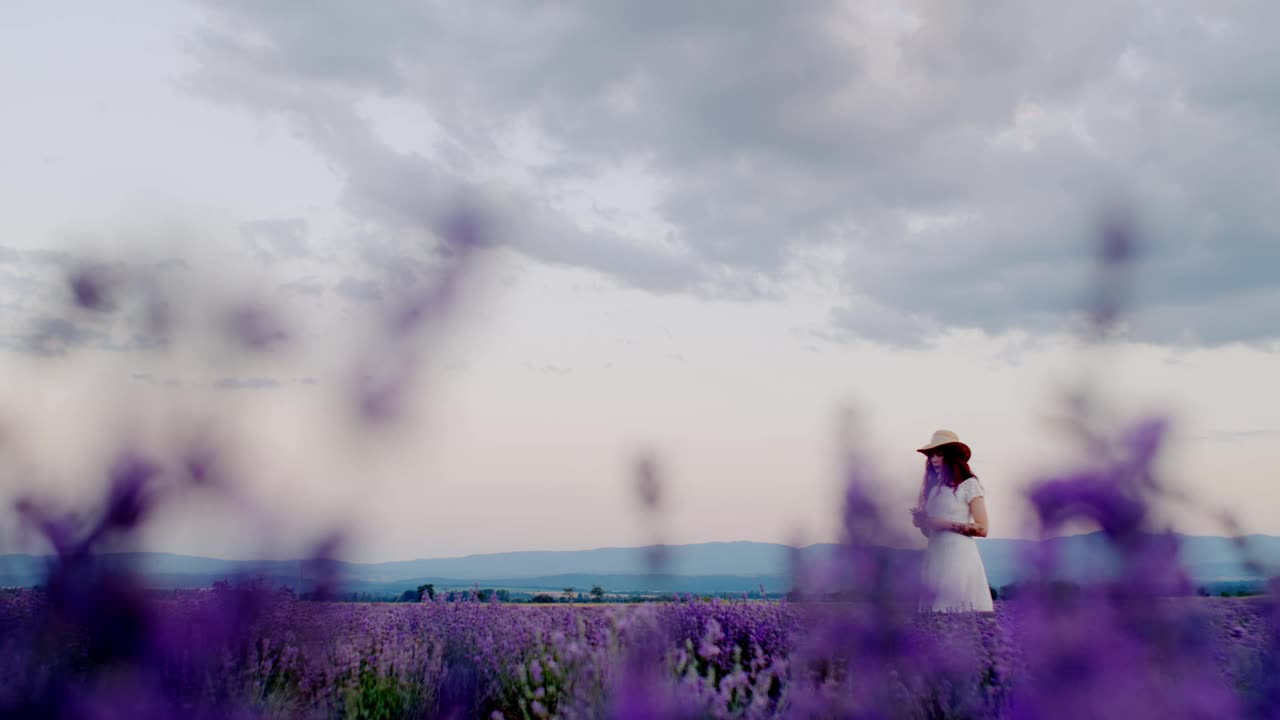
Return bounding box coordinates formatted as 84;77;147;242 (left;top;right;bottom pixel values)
188;1;1280;347
7;316;108;357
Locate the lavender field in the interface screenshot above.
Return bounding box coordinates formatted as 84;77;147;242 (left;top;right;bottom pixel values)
2;583;1275;719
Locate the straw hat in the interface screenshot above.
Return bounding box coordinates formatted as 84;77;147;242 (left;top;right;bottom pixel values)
916;429;971;461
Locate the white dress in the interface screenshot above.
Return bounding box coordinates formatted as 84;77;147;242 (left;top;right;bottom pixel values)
920;476;994;613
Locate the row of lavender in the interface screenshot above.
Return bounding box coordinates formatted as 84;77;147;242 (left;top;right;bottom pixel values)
2;575;1275;718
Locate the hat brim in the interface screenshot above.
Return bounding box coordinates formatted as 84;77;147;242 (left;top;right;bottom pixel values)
917;441;971;461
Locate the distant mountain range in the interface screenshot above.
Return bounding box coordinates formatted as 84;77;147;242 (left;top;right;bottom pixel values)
2;533;1277;596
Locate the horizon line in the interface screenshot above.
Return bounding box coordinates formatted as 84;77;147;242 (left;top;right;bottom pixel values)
3;530;1276;565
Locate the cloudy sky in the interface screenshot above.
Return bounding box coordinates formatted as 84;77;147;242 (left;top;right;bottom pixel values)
1;1;1277;562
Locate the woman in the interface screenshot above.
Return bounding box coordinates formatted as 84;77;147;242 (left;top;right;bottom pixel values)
910;429;994;613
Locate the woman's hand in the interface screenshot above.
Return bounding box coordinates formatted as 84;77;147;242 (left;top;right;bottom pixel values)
920;516;952;532
921;517;979;535
909;507;930;538
912;509;982;536
909;507;926;528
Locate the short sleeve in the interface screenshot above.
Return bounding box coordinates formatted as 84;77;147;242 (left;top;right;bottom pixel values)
962;477;985;504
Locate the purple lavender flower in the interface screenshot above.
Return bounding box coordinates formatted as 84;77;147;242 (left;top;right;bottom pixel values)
67;266;116;313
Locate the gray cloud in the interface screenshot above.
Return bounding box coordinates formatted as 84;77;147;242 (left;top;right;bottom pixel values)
0;249;189;356
213;377;282;391
130;375;317;390
0;268;42;296
278;276;326;297
333;276;384;303
525;362;571;376
132;373;185;388
188;1;1280;347
2;313;174;357
152;258;191;273
1190;429;1276;444
210;376;324;390
119;330;170;353
6;316;110;357
240;218;312;262
21;249;74;267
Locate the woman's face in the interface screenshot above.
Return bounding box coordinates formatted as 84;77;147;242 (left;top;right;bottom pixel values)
927;450;945;474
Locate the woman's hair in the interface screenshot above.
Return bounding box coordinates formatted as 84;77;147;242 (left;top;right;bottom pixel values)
917;444;976;507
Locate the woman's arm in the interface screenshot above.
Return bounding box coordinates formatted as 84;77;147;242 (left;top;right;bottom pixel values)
965;497;988;537
923;516;963;533
919;499;988;536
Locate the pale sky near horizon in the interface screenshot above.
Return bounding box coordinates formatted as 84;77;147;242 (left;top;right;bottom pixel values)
1;1;1278;563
